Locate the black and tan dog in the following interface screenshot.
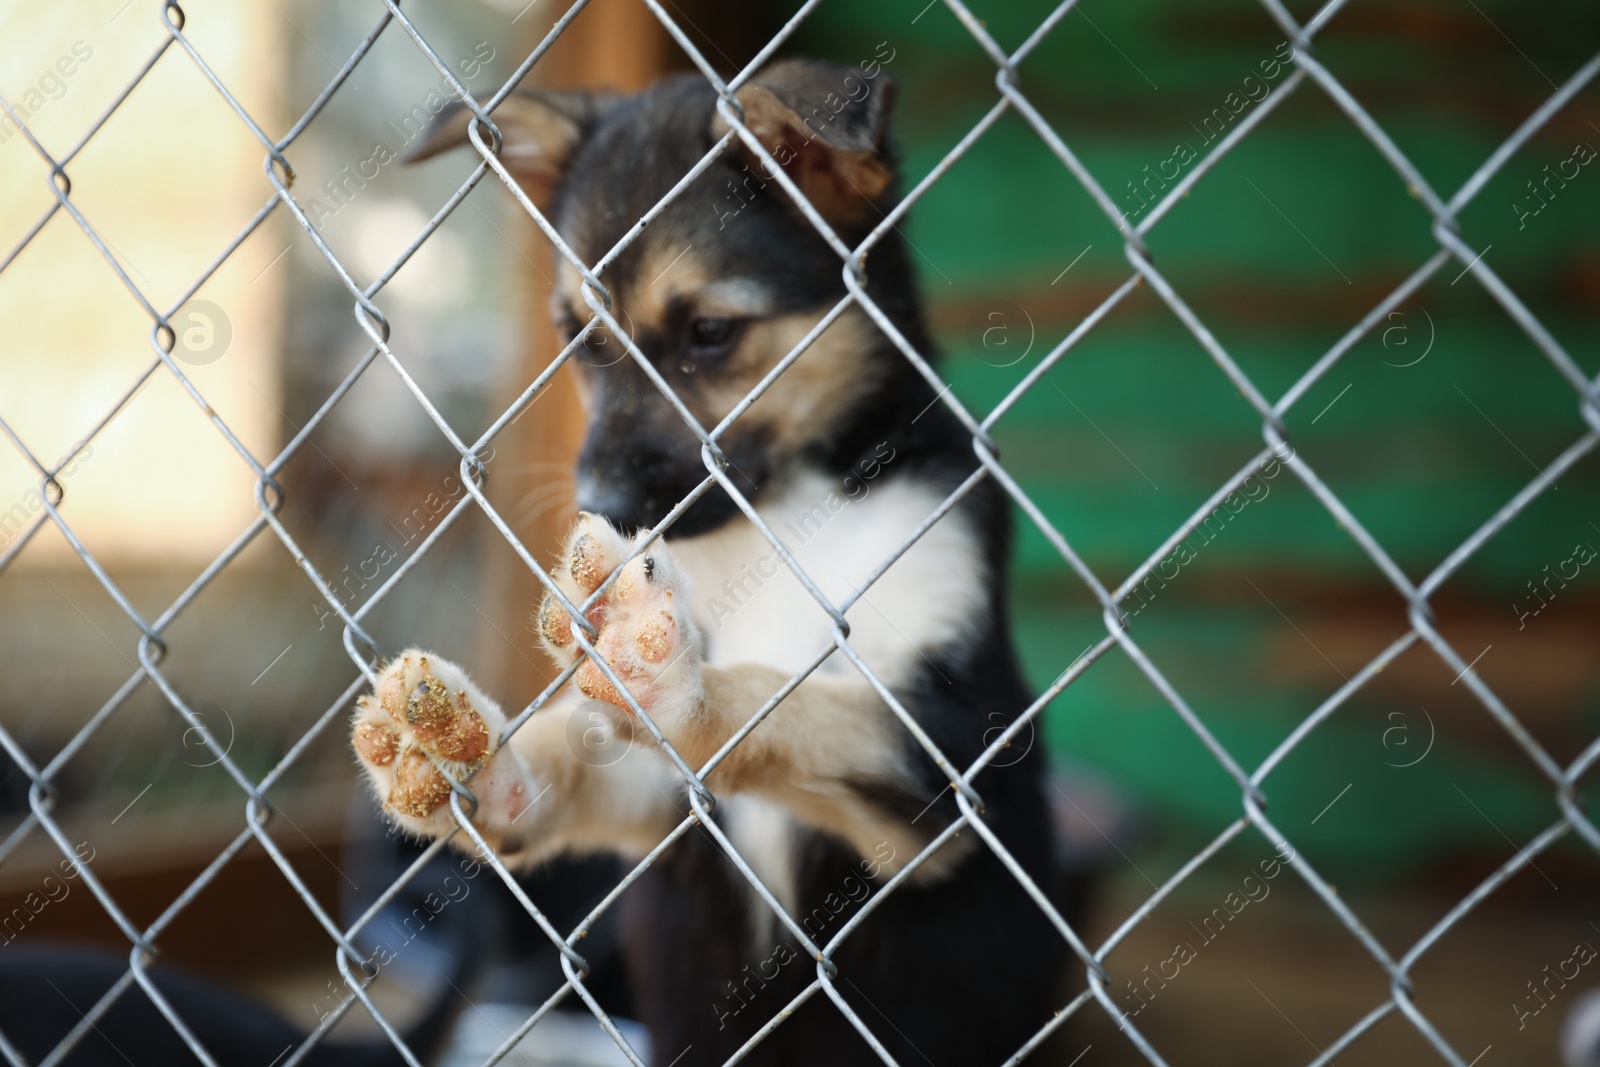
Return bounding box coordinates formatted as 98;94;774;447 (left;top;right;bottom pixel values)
353;59;1068;1064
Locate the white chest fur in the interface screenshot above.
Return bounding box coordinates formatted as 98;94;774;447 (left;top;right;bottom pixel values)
666;469;987;935
668;469;987;689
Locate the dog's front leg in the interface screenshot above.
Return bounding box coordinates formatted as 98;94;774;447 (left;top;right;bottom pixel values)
537;514;941;876
351;652;682;865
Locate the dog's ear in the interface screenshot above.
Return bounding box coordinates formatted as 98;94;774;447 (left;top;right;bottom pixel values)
405;89;613;202
715;59;898;232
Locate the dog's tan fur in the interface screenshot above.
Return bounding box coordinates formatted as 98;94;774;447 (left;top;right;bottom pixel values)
352;506;963;879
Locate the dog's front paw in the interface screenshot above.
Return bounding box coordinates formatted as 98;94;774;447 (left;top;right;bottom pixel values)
537;514;704;728
352;651;535;836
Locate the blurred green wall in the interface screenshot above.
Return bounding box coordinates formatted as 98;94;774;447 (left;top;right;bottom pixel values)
795;0;1600;880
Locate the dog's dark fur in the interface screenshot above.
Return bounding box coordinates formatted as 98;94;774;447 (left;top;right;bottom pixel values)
375;60;1070;1064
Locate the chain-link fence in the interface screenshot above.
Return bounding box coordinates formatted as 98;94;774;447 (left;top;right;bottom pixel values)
1;0;1598;1064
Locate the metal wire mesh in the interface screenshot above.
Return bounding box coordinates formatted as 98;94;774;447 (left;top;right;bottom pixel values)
1;0;1597;1064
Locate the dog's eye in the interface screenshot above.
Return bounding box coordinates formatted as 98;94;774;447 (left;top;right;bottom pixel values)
687;317;742;356
554;313;581;343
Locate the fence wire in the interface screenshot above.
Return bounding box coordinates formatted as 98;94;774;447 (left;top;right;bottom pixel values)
1;0;1598;1064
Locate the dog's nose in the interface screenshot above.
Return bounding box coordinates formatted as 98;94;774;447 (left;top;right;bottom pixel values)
574;476;657;533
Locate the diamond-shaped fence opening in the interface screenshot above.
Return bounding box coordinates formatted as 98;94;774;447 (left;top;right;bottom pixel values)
1;0;1597;1064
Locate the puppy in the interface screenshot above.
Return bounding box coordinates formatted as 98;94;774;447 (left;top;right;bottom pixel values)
352;59;1067;1064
